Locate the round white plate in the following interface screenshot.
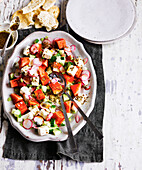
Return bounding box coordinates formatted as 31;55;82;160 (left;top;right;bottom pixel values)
2;31;96;142
66;0;136;43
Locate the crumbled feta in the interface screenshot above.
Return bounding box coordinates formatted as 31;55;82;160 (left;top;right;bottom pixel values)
23;94;30;102
67;113;72;118
42;48;53;59
56;56;65;66
55;98;60;106
38;126;49;136
49;106;56;113
11;109;21;117
21;112;35;120
32;76;39;86
67;65;78;77
29;55;35;66
21;65;31;76
20;86;31;95
42;86;47;93
53;129;61;136
23;46;30;56
30;105;39;114
27;112;35;120
34;116;43;125
39;109;49;119
82;67;88;71
43;95;50;102
83;80;89;86
53;67;59;72
43;121;51;127
74;57;84;67
17;117;23;122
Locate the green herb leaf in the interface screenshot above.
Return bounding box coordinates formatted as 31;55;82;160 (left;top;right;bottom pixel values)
50;55;56;62
51;105;56;108
55;53;61;57
40;38;44;41
60;123;65;126
34;39;39;43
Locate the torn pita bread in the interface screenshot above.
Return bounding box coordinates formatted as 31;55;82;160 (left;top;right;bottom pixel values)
33;7;44;28
42;0;56;11
47;5;60;18
12;10;34;29
22;0;45;14
46;19;58;31
37;11;58;31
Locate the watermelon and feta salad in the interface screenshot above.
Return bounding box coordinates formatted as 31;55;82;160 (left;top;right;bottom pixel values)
8;36;91;136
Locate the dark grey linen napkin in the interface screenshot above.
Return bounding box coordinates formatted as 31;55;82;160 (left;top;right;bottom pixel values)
3;26;105;162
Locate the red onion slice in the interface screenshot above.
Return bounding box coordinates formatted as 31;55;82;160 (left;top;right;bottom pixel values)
83;58;88;64
70;45;76;52
80;74;89;81
84;86;91;90
46;113;53;121
30;44;38;54
33;58;42;66
75;115;80;123
82;70;91;78
28;65;38;77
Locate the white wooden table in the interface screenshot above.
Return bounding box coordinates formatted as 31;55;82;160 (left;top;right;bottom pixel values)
0;0;142;169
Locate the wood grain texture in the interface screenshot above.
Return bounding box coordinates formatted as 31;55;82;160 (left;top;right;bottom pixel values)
1;0;142;170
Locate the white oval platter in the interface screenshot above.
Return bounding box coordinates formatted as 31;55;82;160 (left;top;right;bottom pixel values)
66;0;136;43
2;31;96;142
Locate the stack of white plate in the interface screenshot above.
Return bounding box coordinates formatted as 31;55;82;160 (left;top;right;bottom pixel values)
66;0;136;44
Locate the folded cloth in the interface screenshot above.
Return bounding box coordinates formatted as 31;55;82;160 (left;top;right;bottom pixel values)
3;25;105;162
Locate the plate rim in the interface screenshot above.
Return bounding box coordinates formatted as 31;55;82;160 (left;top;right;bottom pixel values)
66;0;136;43
2;30;97;142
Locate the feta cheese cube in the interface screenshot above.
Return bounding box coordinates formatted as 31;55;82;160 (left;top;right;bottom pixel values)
74;57;84;67
20;86;31;95
43;95;50;102
53;67;59;72
30;105;39;114
38;126;49;136
29;55;35;66
42;86;47;93
21;65;31;76
39;109;49;119
27;112;34;120
23;46;30;56
32;76;39;86
43;121;51;127
21;111;35;121
17;117;23;122
82;66;88;71
67;65;78;77
49;106;56;113
11;109;21;117
23;94;30;102
42;48;53;59
56;56;65;66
